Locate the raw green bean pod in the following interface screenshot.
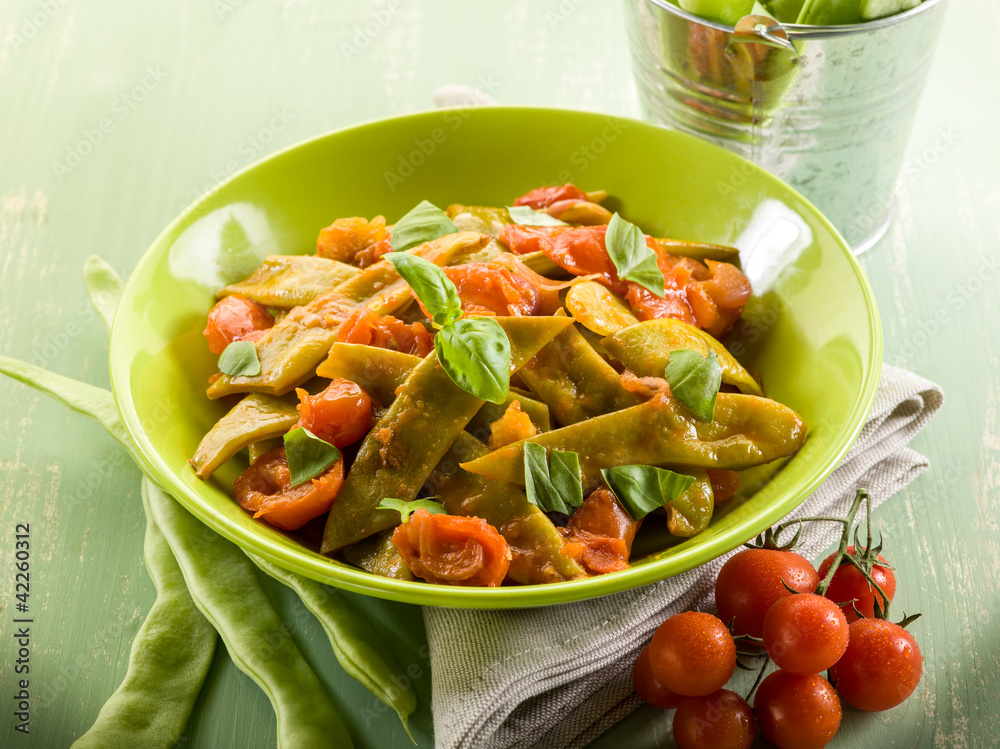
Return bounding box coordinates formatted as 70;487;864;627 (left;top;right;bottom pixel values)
461;392;807;488
72;493;217;749
83;254;125;330
219;254;360;308
247;552;417;738
145;480;354;749
321;315;573;553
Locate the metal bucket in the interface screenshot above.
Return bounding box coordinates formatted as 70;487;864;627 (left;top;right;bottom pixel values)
624;0;949;252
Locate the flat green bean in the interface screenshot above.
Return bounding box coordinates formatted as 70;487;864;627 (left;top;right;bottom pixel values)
72;493;217;749
145;480;354;749
341;530;415;581
247;552;416;738
219;254;360;309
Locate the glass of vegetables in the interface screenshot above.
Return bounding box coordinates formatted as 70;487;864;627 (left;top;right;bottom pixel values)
623;0;949;253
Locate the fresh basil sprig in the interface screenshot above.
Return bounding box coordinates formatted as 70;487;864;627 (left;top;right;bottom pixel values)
605;213;665;297
523;441;584;515
384;251;512;404
283;427;341;487
506;205;569;227
601;465;695;521
390;200;458;252
218;340;261;376
665;349;722;422
378;497;446;523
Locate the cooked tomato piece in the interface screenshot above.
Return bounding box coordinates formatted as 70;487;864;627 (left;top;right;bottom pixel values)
703;260;752;309
391;508;511;586
500;225;618;281
706;469;740;503
442;263;549;317
336;308;434;357
234;447;344;530
203;295;274;355
294;379;372;448
316;215;387;264
512;183;588;209
487;400;539;450
560;486;640;575
626;284;697;326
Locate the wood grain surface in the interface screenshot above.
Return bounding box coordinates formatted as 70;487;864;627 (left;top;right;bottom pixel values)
0;1;995;747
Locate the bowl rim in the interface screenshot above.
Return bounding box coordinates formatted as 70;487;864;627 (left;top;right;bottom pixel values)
109;105;883;608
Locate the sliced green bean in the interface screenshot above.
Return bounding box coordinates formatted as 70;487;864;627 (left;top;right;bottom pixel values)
321;315;574;553
189;393;300;478
208;231;487;399
0;355;142;464
651;237;741;262
72;493;217;749
465;388;551;440
603;319;763;396
248;437;284;463
664;469;714;537
518;323;643;426
82;254;125;332
446;204;510;236
461;392;807;489
426;432;584;583
144;480;354;749
219;254;359;309
247;552;416;738
341;530;415;581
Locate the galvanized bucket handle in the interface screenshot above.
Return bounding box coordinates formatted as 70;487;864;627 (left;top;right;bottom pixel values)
727;14;802;76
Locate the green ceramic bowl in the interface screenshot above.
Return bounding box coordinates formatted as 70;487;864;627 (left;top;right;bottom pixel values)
110;107;881;608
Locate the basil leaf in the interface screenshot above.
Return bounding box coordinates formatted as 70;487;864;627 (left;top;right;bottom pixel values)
601;465;696;521
378;497;446;523
665;349;722;422
283;427;341;487
218;340;261;377
384;252;463;327
506;205;569;227
524;441;583;515
604;213;664;297
434;317;511;404
389;200;458;252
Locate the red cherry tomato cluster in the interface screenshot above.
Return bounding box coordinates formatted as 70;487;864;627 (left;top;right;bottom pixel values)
632;491;923;749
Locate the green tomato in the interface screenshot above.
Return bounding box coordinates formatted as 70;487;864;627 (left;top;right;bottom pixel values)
679;0;756;26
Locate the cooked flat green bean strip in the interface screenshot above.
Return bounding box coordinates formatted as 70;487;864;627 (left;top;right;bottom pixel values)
319;343;551;434
426;432;584;583
341;530;415;581
321;316;574;553
461;392;807;488
219;254;360;308
145;480;354;749
446;204;510;236
664;469;714;537
190;394;300;478
248;437;284;463
208;231;487;399
72;493;217;749
602;318;763;396
515;250;566;277
82;254;125;331
518;323;643;426
0;355;143;464
247;552;416;738
651;237;741;262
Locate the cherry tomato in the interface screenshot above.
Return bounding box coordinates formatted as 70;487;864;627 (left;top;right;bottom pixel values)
294;379;372;448
512;183;588;209
336;308;434;357
632;645;682;709
233;447;343;530
828;618;922;711
560;487;639;576
316;215;387;264
203;295;274;355
391;509;511;587
648;612;736;697
442;263;547;317
673;689;754;749
817;545;897;622
715;548;820;638
754;671;841;749
762;593;849;674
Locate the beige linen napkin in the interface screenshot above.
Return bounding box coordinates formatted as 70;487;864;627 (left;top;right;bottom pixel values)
423;364;943;749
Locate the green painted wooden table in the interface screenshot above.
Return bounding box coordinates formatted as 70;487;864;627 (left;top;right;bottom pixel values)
0;1;996;747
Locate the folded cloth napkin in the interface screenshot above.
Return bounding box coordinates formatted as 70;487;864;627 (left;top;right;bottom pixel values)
423;364;944;749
